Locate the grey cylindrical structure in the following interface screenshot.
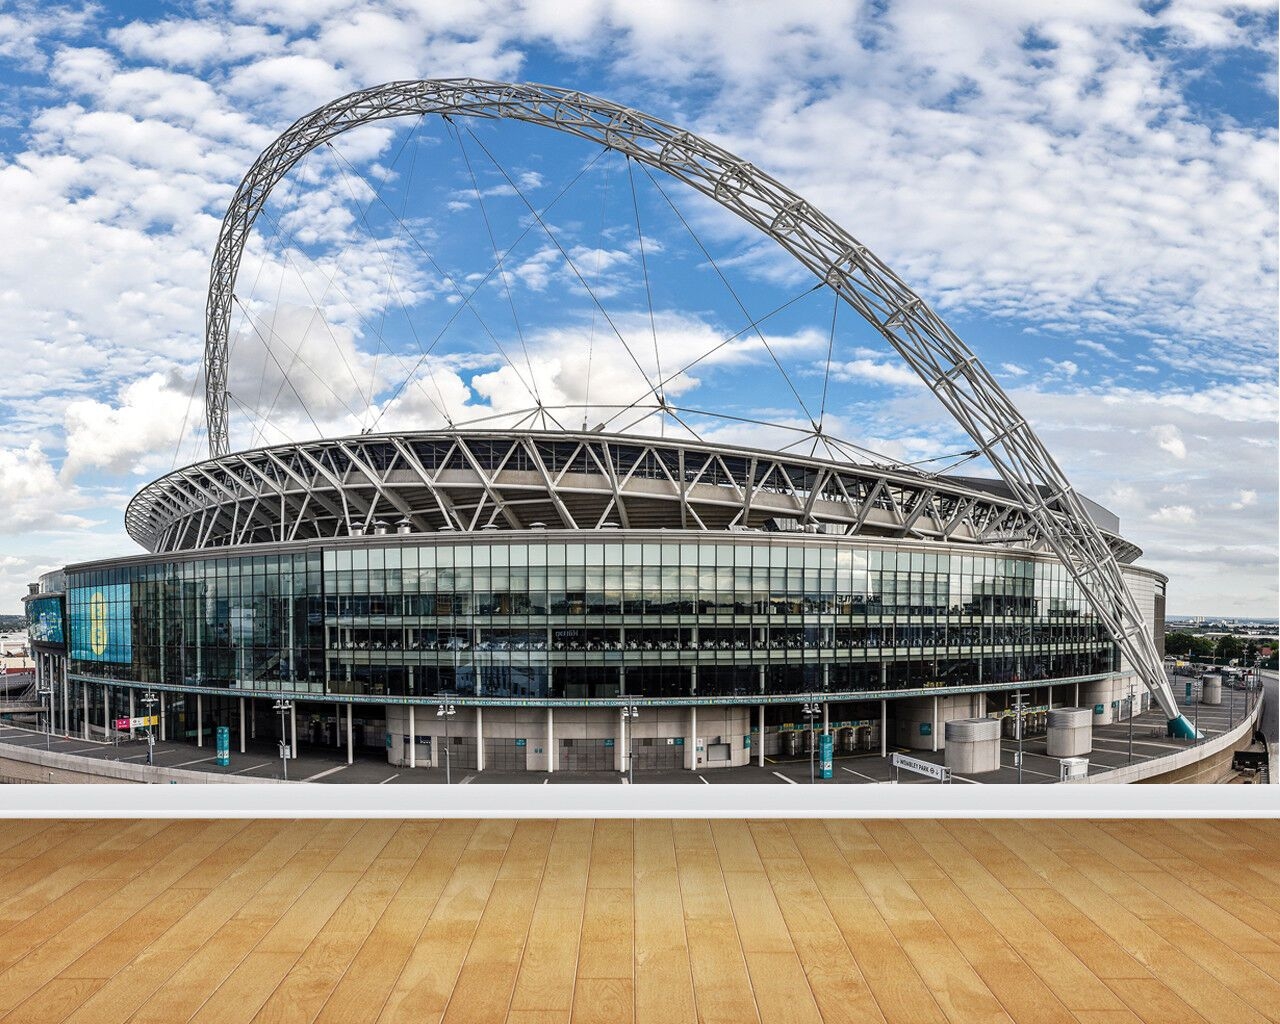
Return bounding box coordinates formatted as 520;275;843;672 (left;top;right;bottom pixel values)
1046;707;1092;757
944;718;1001;774
1201;675;1222;706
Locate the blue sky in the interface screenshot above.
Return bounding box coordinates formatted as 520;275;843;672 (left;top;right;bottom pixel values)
0;0;1275;616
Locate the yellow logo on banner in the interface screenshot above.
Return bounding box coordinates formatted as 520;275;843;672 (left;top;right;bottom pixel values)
89;591;108;656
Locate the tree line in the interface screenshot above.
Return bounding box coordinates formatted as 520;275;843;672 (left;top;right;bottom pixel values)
1165;630;1277;668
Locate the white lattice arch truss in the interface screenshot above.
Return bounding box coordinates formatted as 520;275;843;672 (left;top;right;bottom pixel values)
198;79;1196;736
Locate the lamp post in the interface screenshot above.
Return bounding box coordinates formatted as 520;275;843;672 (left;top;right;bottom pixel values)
622;705;639;784
37;684;51;751
437;702;455;784
1011;690;1028;784
802;702;818;784
141;690;158;767
273;698;292;780
1126;692;1134;765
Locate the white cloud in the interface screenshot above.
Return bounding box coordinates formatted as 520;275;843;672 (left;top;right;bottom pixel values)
62;374;197;479
1151;504;1198;525
830;359;924;389
0;442;90;534
1151;424;1187;460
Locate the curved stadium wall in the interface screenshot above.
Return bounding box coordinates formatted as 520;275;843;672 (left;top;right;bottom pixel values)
27;430;1165;772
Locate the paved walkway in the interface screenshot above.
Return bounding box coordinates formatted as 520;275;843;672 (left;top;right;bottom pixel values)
1;680;1260;785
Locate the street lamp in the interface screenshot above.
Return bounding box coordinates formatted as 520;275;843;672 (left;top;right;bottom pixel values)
622;705;639;784
273;699;293;780
36;684;51;751
140;690;158;767
437;702;455;784
1011;690;1028;784
802;702;819;784
1126;691;1134;765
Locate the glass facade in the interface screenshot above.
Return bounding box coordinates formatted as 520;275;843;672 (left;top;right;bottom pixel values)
64;537;1124;702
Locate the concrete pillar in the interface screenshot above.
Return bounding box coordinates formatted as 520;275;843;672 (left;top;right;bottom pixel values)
196;693;203;747
129;689;135;739
81;681;88;739
159;691;166;741
822;702;829;735
61;660;68;734
880;699;887;757
757;704;765;768
688;705;697;770
547;707;555;773
251;700;256;739
476;707;485;771
346;703;353;765
944;718;1001;774
104;685;111;736
239;698;246;753
1047;708;1092;756
1074;681;1080;706
335;703;342;747
408;704;416;769
932;696;939;753
290;703;297;758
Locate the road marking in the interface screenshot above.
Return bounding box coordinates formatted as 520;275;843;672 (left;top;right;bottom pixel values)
621;777;630;784
231;762;271;775
1091;736;1183;752
170;756;217;768
120;753;151;761
378;774;400;785
458;775;474;785
303;765;349;781
60;746;110;755
840;766;881;782
542;778;549;784
1004;759;1059;780
772;772;798;784
698;775;710;785
952;775;983;784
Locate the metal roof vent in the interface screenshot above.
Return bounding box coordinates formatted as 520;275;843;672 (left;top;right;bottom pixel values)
395;518;412;535
372;519;390;536
348;523;365;537
529;522;546;530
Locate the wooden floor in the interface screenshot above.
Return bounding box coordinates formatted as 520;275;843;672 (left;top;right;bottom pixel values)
0;819;1275;1023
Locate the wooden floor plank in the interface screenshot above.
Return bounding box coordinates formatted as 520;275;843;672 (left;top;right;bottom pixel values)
376;820;517;1024
0;819;1275;1024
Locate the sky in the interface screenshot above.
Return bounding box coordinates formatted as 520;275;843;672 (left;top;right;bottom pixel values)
0;0;1276;618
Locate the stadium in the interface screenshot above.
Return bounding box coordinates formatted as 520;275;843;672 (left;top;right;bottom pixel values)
22;80;1201;779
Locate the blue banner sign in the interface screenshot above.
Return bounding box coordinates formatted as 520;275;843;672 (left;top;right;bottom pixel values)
819;733;833;779
216;726;230;766
69;584;132;663
27;596;64;646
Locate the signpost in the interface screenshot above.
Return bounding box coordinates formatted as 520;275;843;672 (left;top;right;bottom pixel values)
216;725;230;767
819;733;833;779
114;715;158;731
891;752;951;783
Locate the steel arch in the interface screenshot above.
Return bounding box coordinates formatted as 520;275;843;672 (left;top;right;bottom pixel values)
203;78;1196;736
